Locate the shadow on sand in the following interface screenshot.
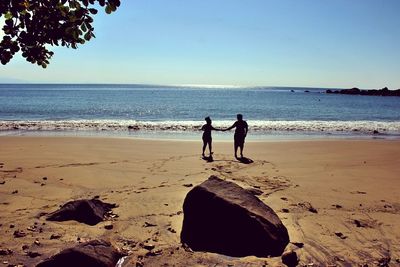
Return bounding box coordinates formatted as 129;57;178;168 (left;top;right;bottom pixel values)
202;155;214;162
237;157;253;164
202;156;253;164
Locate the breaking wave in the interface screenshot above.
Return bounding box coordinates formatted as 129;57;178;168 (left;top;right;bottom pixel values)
1;120;399;135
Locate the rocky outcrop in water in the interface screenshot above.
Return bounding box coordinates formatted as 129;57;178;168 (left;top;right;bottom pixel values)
326;87;400;97
181;176;289;257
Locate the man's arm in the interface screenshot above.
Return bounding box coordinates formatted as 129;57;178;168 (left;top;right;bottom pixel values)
224;122;237;131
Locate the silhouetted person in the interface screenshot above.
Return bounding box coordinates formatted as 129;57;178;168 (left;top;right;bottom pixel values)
201;117;221;157
224;114;248;159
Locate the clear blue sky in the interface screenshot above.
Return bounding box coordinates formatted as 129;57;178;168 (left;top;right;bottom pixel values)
1;0;400;88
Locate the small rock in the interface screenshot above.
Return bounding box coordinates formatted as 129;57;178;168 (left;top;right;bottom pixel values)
42;177;48;180
12;190;18;194
334;232;347;239
0;249;13;255
104;223;113;230
281;250;298;267
142;244;155;251
22;245;29;250
291;242;304;248
308;207;318;213
167;227;176;233
143;222;157;227
332;204;342;209
282;208;290;213
146;249;162;257
9;224;15;229
378;257;391;266
27;251;41;258
34;240;40;246
298;202;317;213
27;226;37;232
354;219;364;228
183;183;193;187
13;230;27;238
0;181;5;185
50;234;62;240
281;197;288;201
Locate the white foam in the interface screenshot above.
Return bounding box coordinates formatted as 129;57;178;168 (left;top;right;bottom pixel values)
0;120;399;135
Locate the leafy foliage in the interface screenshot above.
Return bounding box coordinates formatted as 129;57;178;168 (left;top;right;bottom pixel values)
0;0;120;68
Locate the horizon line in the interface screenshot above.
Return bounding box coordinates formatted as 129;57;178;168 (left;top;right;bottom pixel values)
1;82;397;90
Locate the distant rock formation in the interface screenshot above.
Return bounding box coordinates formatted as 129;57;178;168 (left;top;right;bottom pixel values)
326;87;400;97
46;199;117;226
181;176;289;257
36;240;123;267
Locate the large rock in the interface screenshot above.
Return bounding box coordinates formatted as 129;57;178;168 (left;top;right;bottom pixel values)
46;199;116;225
36;240;123;267
181;176;289;257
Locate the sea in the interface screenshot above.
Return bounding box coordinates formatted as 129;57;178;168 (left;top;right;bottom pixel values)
0;84;399;140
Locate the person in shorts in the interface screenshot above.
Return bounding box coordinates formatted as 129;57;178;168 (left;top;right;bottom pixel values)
224;114;248;159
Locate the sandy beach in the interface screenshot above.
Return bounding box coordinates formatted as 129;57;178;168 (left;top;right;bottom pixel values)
0;136;399;266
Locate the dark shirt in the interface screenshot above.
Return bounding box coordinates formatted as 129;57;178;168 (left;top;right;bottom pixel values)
201;124;215;140
233;120;248;136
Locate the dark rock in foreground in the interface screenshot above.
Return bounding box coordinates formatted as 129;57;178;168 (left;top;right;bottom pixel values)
36;240;123;267
326;87;400;97
281;250;298;266
181;176;289;257
46;199;116;225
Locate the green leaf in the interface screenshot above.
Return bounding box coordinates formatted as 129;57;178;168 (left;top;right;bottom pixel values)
84;31;91;41
105;5;112;14
81;23;87;32
88;8;98;14
4;12;13;20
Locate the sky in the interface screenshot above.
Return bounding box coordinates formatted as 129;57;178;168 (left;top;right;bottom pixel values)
1;0;400;88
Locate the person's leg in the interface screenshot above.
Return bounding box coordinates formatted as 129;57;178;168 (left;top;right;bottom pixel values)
202;140;206;157
208;140;213;155
234;143;238;158
239;144;244;158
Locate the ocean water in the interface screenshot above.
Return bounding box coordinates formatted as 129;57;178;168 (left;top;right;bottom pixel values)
0;84;399;139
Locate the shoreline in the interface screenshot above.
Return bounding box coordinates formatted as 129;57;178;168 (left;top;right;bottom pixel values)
1;129;399;141
1;137;399;265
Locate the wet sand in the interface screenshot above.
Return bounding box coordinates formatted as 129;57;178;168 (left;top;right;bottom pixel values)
0;137;399;266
